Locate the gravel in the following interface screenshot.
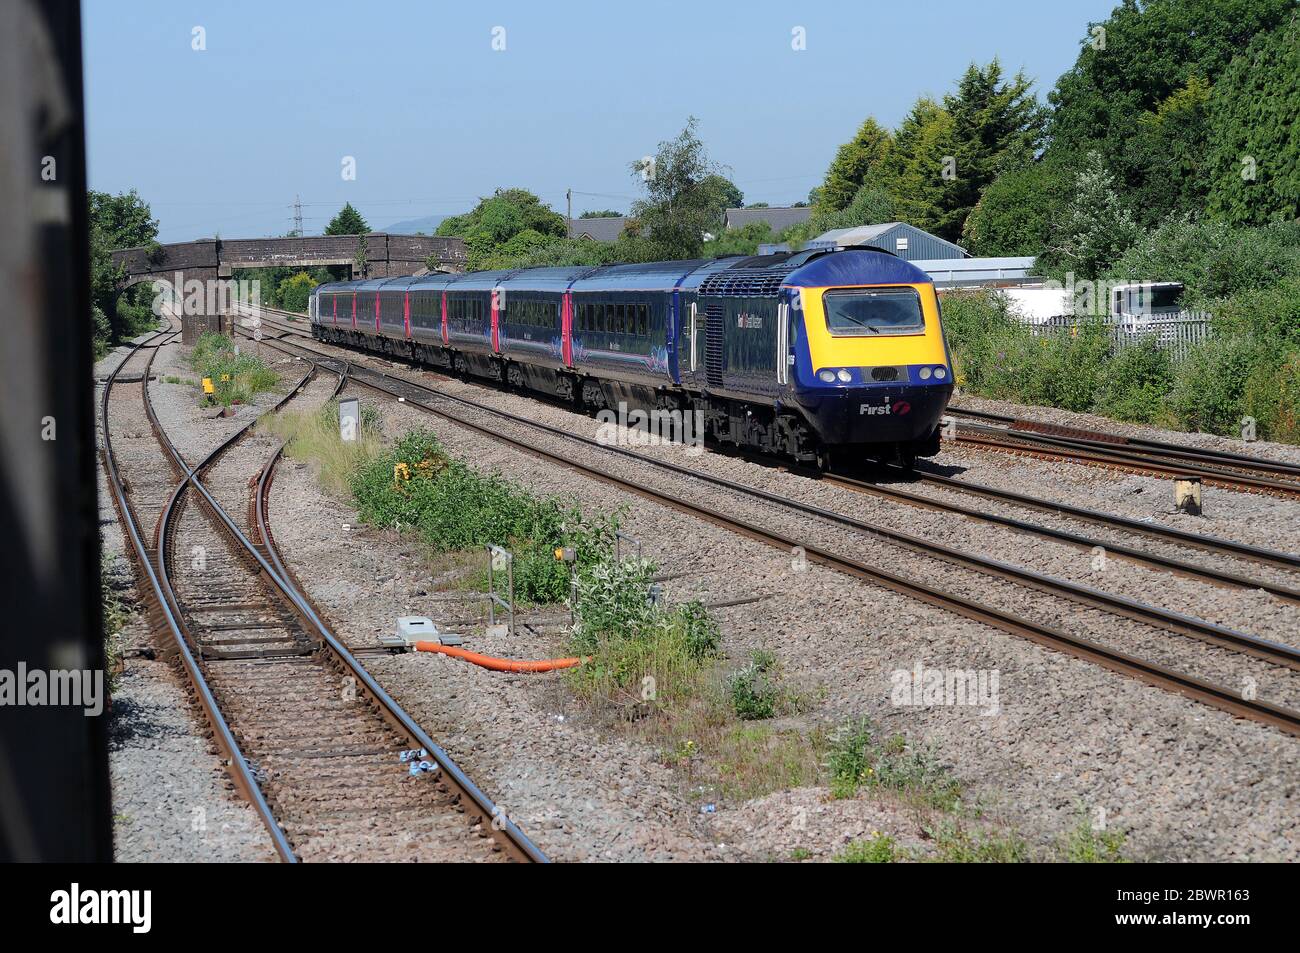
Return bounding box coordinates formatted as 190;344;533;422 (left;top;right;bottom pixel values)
253;341;1300;861
100;333;288;862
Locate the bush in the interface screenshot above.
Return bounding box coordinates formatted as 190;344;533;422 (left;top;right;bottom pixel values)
1165;335;1270;436
567;557;720;706
188;331;279;406
825;717;961;811
727;649;781;720
1093;338;1174;424
350;428;616;603
1107;216;1296;306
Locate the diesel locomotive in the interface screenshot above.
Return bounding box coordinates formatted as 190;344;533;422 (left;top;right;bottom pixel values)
309;246;954;467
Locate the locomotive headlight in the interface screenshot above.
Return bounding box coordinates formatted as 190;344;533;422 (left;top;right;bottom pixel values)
836;369;852;383
934;367;948;380
818;370;836;383
919;367;932;380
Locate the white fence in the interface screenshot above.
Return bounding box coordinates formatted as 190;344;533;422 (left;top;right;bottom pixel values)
1027;310;1212;363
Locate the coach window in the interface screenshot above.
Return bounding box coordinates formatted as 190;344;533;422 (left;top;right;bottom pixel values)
637;303;648;336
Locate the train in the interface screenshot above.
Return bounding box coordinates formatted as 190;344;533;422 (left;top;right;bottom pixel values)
308;246;954;467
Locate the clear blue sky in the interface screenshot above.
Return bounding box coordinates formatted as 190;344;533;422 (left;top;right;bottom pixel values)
82;0;1118;243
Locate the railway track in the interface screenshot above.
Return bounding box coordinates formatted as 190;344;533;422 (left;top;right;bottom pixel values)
231;320;1300;738
250;308;1300;580
100;323;546;862
946;405;1300;499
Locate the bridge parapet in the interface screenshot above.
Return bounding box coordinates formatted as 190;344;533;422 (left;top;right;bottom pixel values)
110;232;466;285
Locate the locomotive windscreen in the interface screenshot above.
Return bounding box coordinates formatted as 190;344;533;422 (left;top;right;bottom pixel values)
822;287;925;336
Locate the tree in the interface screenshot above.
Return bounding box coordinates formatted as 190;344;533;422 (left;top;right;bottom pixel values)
1046;0;1293;155
88;189;160;354
325;202;369;235
580;209;622;218
628;118;728;260
962;157;1075;256
815;117;892;214
870;98;958;239
698;174;744;212
1204;15;1300;225
436;188;566;268
1039;152;1139;280
942;60;1046;239
88;189;158;249
1115;75;1213;226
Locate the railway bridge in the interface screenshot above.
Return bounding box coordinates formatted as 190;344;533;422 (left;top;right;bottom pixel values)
109;232;468;290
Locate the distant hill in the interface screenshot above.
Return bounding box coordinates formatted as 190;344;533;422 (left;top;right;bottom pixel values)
381;214;450;235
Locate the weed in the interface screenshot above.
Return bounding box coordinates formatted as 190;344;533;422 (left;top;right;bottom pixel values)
261;399;384;496
188;331;278;406
835;833;900;863
925;819;1031;863
1059;815;1128;863
825;716;962;812
727;649;781;720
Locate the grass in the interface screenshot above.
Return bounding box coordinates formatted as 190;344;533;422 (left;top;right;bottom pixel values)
101;555;132;690
825;716;962;812
260;398;385;497
351;428;619;604
188;331;279;407
566;557;721;709
835;833;900;863
727;649;782;720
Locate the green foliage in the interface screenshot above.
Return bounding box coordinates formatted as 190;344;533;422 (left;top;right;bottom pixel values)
925;820;1031;863
324;202;369;235
188;332;279;406
704;220;778;259
869;97;956;239
815;116;893;214
1093;338;1173;424
261;398;384;496
1205;14;1300;225
567;555;721;705
1045;0;1293;154
278;272;318;313
88;189;161;356
1115;75;1213;226
89;189;159;250
962;157;1075;256
627;118;733;261
1059;816;1128;863
1107;216;1296;305
814;60;1044;243
350;428;614;602
437;188;567;269
825;717;961;811
835;834;900;864
940;59;1047;240
727;649;781;720
1038;152;1140;280
579;209;622;218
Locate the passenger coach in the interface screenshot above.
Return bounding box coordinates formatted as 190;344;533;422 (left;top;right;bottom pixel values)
311;247;954;467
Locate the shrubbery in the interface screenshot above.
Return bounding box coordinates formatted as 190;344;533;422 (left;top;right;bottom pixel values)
188;332;279;406
942;257;1300;443
350;428;617;603
567;556;720;706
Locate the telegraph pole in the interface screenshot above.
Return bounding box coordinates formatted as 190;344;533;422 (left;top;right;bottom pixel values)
566;188;572;238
